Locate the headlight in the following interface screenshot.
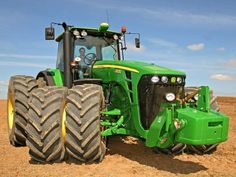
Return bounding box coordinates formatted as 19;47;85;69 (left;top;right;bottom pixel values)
165;93;175;102
74;57;81;62
81;30;87;36
161;76;168;83
73;30;80;36
151;76;159;83
171;77;176;83
113;34;119;40
194;94;198;101
177;77;182;84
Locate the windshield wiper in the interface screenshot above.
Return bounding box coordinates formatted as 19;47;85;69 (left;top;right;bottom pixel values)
102;37;116;52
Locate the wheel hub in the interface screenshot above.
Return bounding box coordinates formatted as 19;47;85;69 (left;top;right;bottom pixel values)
62;103;67;142
8;92;14;130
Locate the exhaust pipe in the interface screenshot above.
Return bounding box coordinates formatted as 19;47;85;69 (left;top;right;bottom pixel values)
62;22;72;88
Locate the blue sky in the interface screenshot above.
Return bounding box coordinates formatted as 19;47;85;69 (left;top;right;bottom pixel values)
0;0;236;98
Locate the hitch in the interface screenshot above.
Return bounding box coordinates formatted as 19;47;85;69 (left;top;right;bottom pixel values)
177;87;200;104
177;86;211;112
197;86;210;112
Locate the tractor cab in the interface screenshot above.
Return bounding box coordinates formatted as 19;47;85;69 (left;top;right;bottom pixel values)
46;23;123;86
56;27;121;80
44;22;140;87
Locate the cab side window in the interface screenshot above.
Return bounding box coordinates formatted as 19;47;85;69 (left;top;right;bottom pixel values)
56;40;64;71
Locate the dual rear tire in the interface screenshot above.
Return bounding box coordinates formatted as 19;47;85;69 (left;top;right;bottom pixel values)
25;84;105;162
65;85;106;162
7;76;38;146
26;87;66;162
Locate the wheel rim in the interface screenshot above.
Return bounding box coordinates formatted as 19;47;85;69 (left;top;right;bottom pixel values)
61;103;67;142
8;92;14;130
100;125;107;146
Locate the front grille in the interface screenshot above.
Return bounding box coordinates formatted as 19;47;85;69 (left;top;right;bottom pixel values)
138;75;185;129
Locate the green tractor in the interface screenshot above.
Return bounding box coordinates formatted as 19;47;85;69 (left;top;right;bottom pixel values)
7;22;229;162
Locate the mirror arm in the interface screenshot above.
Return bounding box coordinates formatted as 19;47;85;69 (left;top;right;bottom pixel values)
125;32;141;48
45;22;74;40
119;42;125;60
121;34;127;51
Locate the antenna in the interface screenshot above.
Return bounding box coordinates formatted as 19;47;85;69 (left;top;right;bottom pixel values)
106;9;110;24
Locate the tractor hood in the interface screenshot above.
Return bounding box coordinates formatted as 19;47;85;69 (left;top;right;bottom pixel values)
94;60;185;76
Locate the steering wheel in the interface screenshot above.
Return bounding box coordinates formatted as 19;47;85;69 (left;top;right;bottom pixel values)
84;53;96;65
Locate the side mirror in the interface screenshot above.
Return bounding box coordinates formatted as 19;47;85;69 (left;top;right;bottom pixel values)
135;37;140;48
45;27;55;40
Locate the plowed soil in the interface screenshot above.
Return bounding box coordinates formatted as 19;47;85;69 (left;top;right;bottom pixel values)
0;97;236;177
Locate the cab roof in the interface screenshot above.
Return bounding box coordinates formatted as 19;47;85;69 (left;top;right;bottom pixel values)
56;26;122;42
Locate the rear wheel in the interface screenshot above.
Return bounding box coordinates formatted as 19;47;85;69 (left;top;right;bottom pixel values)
7;75;38;146
25;87;67;162
65;84;106;162
36;77;47;88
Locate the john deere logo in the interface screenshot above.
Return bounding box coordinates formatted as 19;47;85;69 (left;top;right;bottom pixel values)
115;69;121;73
171;77;176;83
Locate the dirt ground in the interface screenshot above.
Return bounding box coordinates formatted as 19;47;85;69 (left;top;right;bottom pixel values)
0;97;236;177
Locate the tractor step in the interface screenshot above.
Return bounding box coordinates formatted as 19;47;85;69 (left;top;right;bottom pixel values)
101;109;121;116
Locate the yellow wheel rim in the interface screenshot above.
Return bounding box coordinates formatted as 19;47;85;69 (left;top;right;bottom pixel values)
61;104;67;142
8;93;14;130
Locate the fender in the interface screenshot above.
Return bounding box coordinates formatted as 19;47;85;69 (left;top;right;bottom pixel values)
36;70;55;86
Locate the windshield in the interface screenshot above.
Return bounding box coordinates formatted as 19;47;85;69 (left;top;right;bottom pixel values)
56;35;119;71
74;36;119;61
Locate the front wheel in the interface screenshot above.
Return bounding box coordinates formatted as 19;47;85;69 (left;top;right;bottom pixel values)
185;87;219;154
188;144;218;154
153;143;187;155
154;87;219;155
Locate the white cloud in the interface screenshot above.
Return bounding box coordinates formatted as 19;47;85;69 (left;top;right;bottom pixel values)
0;80;9;99
71;0;236;27
141;8;236;27
0;80;8;87
187;43;205;51
225;59;236;68
0;53;55;60
148;38;178;48
210;74;234;81
217;47;225;52
0;61;51;68
126;42;145;52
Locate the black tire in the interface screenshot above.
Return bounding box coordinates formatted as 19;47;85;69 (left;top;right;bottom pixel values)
65;84;106;162
7;75;38;146
36;71;55;86
185;86;219;154
153;143;187;155
25;87;67;162
36;77;47;88
188;144;218;154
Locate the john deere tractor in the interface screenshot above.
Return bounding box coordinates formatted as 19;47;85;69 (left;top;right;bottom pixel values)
7;22;229;162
